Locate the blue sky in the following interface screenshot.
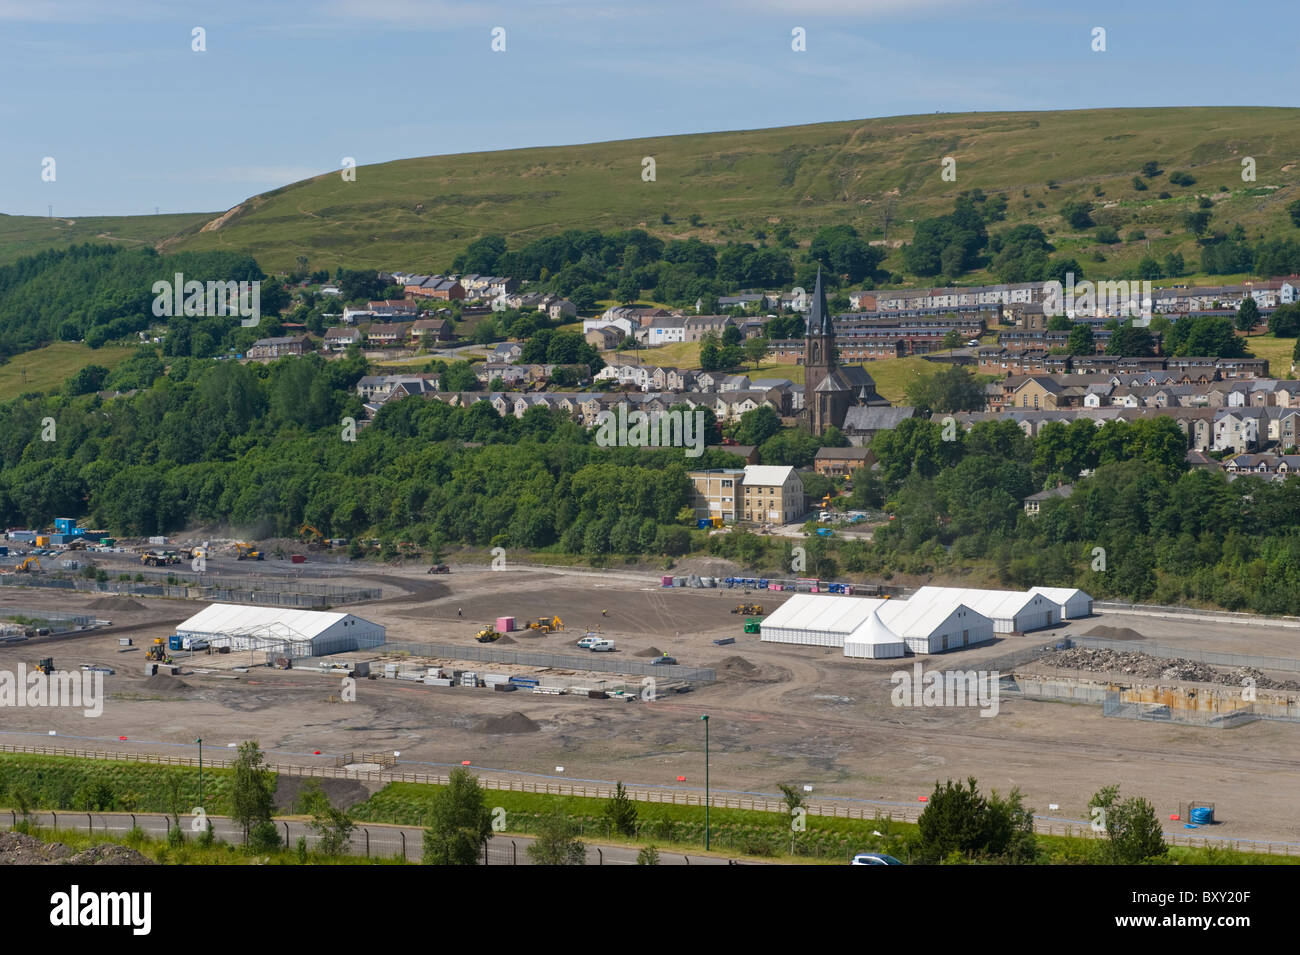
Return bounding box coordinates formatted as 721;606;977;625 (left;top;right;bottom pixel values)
3;0;1295;218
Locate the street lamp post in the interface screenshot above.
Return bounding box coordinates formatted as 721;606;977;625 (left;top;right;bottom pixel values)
700;715;710;851
196;737;203;808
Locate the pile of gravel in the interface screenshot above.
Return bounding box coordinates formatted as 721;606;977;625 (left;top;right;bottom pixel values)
473;711;540;734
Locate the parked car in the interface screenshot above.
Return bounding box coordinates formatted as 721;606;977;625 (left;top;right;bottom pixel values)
651;655;678;666
81;665;115;675
588;639;616;652
850;852;903;865
576;636;603;649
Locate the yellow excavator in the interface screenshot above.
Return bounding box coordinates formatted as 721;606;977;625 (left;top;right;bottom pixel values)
234;542;263;561
299;524;325;551
527;615;563;634
15;556;42;573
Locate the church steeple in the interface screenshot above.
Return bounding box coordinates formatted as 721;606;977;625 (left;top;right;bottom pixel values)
809;267;832;335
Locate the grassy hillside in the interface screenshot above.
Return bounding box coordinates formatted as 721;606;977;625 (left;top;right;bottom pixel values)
156;107;1300;277
4;108;1298;282
0;212;214;267
0;342;139;400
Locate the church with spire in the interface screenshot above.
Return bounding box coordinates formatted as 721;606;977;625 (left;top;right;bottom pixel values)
803;268;890;435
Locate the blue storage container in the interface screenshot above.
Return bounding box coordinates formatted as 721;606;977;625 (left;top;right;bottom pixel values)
1189;806;1214;825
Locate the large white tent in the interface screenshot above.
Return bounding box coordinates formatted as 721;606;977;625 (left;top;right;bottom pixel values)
1029;587;1094;619
762;593;995;657
175;603;386;656
908;586;1059;633
760;594;889;647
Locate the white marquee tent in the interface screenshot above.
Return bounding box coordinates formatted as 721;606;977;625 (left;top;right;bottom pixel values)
1029;587;1094;620
842;608;907;659
759;594;889;648
175;603;386;657
908;587;1059;633
876;599;993;654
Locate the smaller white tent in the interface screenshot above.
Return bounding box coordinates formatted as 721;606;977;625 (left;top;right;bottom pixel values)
843;608;907;659
1029;587;1093;619
878;600;993;654
909;587;1059;633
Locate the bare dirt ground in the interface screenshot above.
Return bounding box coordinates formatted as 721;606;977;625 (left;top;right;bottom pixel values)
2;562;1299;845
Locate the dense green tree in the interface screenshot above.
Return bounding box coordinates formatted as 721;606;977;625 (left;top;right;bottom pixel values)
423;768;494;865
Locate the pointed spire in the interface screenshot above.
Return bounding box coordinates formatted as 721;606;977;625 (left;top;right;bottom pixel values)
810;267;832;335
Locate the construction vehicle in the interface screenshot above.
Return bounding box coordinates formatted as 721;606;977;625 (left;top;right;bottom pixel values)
731;603;763;616
145;639;171;663
475;627;502;643
234;542;263;561
427;564;451;574
14;557;42;573
527;615;564;634
743;618;761;634
299;524;326;551
140;550;180;567
36;657;54;675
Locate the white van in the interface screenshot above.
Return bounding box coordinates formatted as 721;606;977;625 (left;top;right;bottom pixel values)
588;639;616;652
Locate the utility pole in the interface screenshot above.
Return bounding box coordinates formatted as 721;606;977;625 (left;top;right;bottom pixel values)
700;714;711;851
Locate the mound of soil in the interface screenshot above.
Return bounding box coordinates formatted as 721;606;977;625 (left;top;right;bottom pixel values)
274;775;373;812
473;711;540;734
1084;625;1146;642
85;597;147;611
143;674;191;692
65;844;155;865
715;655;758;674
495;635;517;645
634;646;662;658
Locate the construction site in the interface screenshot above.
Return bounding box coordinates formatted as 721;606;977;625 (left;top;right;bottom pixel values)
1;542;1299;851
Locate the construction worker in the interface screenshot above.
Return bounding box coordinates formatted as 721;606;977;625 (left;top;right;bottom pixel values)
602;609;607;617
457;607;463;617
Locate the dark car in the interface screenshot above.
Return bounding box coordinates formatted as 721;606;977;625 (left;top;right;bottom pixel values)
651;656;678;666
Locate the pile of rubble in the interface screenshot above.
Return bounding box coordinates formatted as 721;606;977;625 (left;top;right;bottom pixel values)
1037;647;1300;691
0;831;155;865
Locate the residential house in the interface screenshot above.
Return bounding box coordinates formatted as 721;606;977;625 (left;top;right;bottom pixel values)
813;447;875;478
740;465;806;525
247;334;311;360
1024;484;1074;516
688;469;746;523
410;318;453;343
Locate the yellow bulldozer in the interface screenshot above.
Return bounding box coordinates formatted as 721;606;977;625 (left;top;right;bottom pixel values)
475;627;502;643
527;615;564;634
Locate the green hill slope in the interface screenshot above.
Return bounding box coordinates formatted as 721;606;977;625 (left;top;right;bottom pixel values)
0;211;215;266
162;106;1300;276
5;107;1300;277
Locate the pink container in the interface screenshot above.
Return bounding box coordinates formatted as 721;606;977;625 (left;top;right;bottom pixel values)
496;616;515;633
661;576;673;587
